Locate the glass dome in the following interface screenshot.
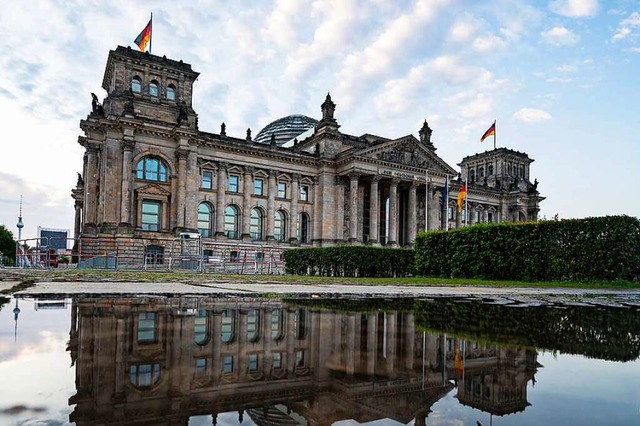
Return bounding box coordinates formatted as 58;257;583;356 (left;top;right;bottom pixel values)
254;114;318;146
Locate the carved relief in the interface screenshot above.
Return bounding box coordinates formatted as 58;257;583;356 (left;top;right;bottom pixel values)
375;141;431;168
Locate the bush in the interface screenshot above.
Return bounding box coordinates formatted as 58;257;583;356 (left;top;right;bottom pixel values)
414;215;640;282
284;246;414;277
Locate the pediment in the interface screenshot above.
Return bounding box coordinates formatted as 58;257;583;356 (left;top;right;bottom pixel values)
355;135;456;175
135;183;171;196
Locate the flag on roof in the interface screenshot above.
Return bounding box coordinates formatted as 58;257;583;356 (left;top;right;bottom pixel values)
480;121;495;142
134;18;152;52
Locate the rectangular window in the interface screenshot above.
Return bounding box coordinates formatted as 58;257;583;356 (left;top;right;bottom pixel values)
488;212;494;223
141;201;161;231
223;355;234;373
137;312;157;343
273;352;282;369
201;171;213;189
277;182;286;198
228;175;239;193
300;185;309;201
248;353;258;372
447;206;454;221
254;178;264;196
475;211;481;223
195;358;207;376
295;350;306;368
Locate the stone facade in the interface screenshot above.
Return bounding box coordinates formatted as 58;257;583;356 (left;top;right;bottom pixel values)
72;46;544;259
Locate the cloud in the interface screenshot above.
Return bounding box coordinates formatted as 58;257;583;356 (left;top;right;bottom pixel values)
613;12;640;41
473;34;506;52
630;47;640;53
513;108;552;122
449;18;478;42
549;0;598;18
541;26;580;45
556;64;577;73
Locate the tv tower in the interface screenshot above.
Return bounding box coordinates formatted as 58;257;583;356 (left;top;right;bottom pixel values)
16;195;24;241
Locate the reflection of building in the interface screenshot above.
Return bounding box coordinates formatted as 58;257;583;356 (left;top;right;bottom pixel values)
68;298;538;425
72;46;544;261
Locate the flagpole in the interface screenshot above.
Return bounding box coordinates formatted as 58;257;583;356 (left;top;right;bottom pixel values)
149;12;153;54
425;169;429;232
464;176;468;226
445;175;449;231
493;119;496;150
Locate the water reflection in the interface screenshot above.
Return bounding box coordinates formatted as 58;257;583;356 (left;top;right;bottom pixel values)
65;297;543;425
1;296;638;425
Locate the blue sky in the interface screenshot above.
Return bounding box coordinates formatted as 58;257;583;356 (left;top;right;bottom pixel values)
0;0;638;239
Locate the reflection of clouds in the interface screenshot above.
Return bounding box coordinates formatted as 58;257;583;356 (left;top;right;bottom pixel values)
0;330;66;364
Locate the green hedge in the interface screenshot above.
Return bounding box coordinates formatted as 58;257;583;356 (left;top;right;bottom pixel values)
414;215;640;281
284;246;414;277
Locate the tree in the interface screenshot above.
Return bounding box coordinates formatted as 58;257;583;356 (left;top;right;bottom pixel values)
0;224;16;265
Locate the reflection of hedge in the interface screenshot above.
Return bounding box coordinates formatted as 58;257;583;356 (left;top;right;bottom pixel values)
414;215;640;281
283;246;414;277
414;299;640;362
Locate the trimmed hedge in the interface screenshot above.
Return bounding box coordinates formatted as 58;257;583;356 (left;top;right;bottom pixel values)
284;246;414;277
414;215;640;281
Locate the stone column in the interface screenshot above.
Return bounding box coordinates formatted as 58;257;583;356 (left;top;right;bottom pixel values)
83;144;100;226
289;174;300;243
74;200;82;239
185;150;198;230
369;177;380;244
175;147;189;230
215;162;228;238
266;169;277;241
119;139;135;226
336;176;346;242
348;173;359;242
408;182;418;244
388;179;399;246
241;166;253;241
312;176;322;245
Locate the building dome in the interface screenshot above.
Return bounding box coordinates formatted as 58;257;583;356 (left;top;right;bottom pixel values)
254;114;318;146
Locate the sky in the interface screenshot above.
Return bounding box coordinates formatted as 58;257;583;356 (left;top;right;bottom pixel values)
0;0;639;241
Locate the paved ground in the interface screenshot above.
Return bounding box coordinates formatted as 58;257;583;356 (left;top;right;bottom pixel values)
5;280;639;308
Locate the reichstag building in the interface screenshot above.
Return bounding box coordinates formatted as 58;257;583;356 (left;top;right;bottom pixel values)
72;46;543;259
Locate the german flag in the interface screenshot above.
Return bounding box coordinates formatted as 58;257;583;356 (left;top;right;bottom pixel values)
134;18;152;52
457;182;467;212
480;121;495;142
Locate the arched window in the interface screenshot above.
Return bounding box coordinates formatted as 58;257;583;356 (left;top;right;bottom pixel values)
136;157;168;182
271;309;283;340
479;167;484;178
298;212;310;244
274;210;287;242
224;205;239;239
166;84;176;101
194;309;208;345
250;208;263;241
129;363;161;388
198;203;214;237
149;80;159;98
488;165;494;175
247;309;260;342
469;169;476;182
131;76;142;93
221;309;236;343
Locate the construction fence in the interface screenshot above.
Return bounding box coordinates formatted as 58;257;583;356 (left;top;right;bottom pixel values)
15;234;288;275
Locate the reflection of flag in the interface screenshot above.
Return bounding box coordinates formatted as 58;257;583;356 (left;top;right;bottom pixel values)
134;18;152;52
480;122;495;142
457;183;467;212
454;347;463;376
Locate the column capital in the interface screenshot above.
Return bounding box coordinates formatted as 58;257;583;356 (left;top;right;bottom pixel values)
371;175;383;183
175;147;190;160
410;181;421;188
243;165;254;175
390;178;401;186
218;161;229;171
347;171;361;180
268;169;278;178
121;139;136;152
291;173;301;183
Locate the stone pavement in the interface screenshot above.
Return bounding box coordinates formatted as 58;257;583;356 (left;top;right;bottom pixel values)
9;281;640;307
